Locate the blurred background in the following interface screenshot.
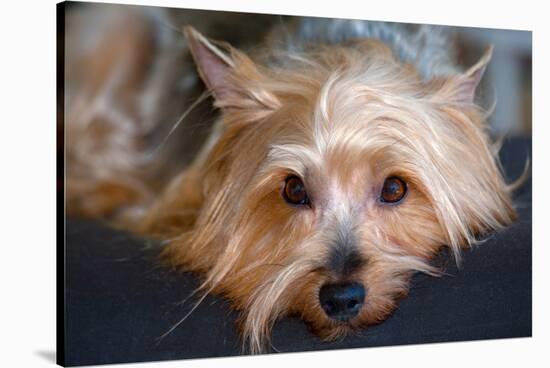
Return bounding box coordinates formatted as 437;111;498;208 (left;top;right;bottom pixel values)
61;2;532;166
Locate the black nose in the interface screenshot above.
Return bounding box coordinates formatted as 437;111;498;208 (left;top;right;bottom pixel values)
319;282;366;321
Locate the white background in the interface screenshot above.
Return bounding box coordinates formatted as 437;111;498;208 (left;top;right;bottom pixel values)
0;0;547;367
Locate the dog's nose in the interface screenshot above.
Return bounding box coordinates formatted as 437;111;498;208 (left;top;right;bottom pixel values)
319;282;366;321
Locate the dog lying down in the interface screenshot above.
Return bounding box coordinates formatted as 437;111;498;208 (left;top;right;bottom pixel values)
65;4;520;353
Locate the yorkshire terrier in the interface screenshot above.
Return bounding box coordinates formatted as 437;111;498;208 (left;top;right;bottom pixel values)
65;5;517;353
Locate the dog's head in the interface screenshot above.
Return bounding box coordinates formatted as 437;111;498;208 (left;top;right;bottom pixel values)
167;27;516;352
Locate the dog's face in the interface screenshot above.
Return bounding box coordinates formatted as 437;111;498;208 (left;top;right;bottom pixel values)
166;28;516;352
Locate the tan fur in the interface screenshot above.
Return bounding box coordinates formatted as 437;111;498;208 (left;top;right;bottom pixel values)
66;20;517;354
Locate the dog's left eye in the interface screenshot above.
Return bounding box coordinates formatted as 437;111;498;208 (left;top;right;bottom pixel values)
380;176;407;204
283;175;310;206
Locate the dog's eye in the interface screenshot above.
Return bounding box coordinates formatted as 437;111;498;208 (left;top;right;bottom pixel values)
380;176;407;204
283;175;310;206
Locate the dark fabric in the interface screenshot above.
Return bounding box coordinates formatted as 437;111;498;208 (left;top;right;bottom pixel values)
63;137;532;366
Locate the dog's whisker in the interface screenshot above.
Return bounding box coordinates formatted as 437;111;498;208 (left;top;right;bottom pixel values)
156;289;210;344
174;287;201;306
269;341;282;353
147;91;211;158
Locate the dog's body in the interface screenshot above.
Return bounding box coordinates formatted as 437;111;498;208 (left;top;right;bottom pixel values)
65;5;517;353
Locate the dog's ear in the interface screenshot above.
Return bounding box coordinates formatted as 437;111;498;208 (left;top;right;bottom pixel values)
184;26;280;114
441;45;493;105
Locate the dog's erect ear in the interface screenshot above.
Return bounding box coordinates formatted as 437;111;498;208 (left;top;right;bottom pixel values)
184;26;279;113
446;45;493;105
184;26;235;101
455;45;493;104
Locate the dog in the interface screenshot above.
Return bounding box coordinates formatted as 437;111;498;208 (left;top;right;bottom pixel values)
65;5;518;353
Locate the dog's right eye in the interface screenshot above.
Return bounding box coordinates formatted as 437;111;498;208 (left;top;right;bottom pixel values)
283;175;310;206
380;176;407;204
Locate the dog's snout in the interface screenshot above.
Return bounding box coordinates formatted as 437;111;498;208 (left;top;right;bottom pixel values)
319;282;366;321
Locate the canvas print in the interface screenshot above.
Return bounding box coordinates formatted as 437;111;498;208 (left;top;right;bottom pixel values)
58;1;532;366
